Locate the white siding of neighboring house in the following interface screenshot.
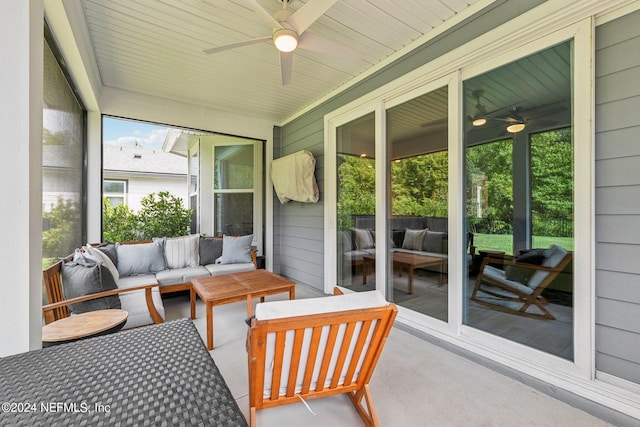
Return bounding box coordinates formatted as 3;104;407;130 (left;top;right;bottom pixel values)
103;144;188;211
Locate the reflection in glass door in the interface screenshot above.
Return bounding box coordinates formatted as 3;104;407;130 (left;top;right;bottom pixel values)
386;87;449;321
336;112;376;291
463;41;574;360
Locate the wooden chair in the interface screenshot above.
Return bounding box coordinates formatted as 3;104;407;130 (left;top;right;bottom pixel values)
471;244;572;320
246;290;397;427
42;259;163;326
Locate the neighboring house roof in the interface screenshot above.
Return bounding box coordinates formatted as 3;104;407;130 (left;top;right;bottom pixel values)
103;144;187;176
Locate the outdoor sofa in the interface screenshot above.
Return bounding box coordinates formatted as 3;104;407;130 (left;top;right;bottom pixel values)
43;234;257;330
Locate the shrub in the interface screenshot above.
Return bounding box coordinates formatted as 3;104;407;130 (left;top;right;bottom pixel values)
42;197;81;258
103;198;138;242
137;191;192;239
103;191;192;242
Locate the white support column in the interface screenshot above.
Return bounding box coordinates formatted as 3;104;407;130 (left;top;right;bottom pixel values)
86;111;103;242
0;0;44;355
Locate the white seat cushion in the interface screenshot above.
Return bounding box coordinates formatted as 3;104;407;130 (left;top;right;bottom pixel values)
116;274;164;329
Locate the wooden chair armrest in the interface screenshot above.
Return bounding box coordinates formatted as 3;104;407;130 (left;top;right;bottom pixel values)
42;283;164;324
251;247;258;268
479;256;565;274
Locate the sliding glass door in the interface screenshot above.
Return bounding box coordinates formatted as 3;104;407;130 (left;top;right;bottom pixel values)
463;41;575;360
386;87;449;322
335;112;376;291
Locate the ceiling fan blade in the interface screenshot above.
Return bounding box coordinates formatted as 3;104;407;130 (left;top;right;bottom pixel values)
288;0;339;34
246;0;284;29
298;32;362;59
280;51;293;85
203;36;271;54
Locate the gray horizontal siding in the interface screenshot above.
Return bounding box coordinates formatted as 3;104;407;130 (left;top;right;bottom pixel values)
275;0;545;292
594;9;640;385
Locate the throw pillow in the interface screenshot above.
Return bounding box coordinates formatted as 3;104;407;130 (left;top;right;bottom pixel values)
200;236;223;265
423;230;447;253
88;242;118;266
402;228;427;251
504;248;546;283
116;238;167;276
353;228;375;250
163;234;199;269
84;245;119;282
220;234;253;264
61;250;121;314
339;230;354;252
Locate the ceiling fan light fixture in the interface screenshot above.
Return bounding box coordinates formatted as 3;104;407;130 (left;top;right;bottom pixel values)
506;122;526;133
273;29;298;52
472;117;487;127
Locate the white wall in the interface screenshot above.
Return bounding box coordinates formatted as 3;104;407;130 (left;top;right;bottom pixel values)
105;174;188;212
0;0;44;356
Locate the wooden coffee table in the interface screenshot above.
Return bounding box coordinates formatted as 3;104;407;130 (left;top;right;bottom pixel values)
190;270;296;350
42;309;128;346
362;252;446;294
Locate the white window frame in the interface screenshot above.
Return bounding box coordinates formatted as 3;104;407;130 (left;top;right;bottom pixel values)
210;139;263;254
103;179;127;206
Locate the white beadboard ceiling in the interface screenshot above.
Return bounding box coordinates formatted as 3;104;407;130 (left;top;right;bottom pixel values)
79;0;485;124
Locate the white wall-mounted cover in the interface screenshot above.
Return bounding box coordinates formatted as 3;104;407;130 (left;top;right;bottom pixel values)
272;150;319;204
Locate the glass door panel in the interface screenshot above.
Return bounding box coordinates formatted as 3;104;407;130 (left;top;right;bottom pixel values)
463;41;574;360
386;87;449;321
336;112;376;291
213;143;255;236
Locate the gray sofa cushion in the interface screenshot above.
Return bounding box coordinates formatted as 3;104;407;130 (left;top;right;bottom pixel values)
164;234;199;269
156;266;209;286
117;239;167;277
96;243;118;265
423;230;447;254
61;251;121;314
200;237;223;265
118;286;166;330
402;228;427;250
115;274;164;330
353;228;375;249
220;234;253;264
205;262;255;276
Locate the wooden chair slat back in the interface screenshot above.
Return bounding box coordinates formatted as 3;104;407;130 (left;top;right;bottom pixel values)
248;303;397;411
42;260;70;324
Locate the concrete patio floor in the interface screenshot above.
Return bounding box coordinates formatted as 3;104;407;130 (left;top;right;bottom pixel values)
163;284;630;427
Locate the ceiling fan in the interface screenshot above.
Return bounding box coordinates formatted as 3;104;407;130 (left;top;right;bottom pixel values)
204;0;357;85
469;89;565;134
489;106;563;134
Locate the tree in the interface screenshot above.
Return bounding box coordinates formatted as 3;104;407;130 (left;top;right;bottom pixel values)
530;129;573;237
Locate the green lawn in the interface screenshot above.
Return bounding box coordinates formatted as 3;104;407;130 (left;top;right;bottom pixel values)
473;233;574;255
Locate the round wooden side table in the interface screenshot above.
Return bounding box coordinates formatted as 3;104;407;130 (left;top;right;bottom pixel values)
42;309;128;347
